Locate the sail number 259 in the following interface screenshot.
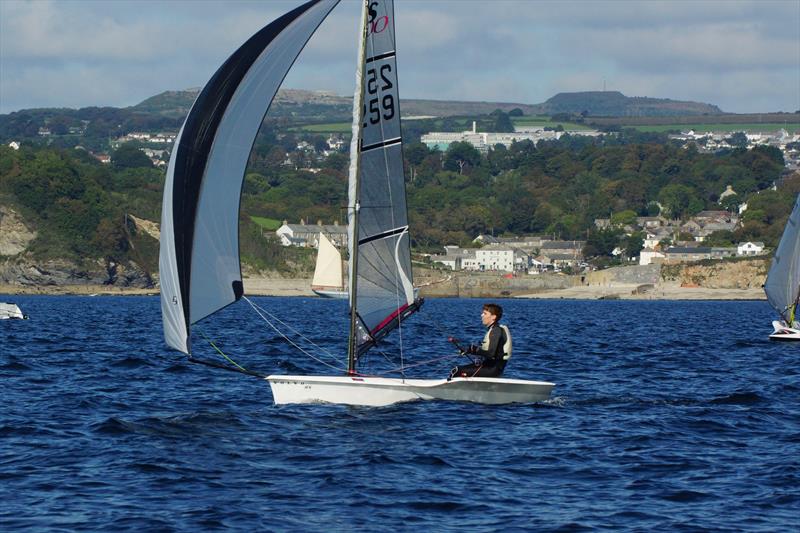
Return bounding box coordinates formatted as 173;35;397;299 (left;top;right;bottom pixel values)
363;64;394;127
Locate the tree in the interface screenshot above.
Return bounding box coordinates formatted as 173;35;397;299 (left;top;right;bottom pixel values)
658;184;695;219
490;110;515;133
583;228;621;258
610;210;637;227
444;141;481;174
726;132;748;148
112;144;152;169
620;232;644;259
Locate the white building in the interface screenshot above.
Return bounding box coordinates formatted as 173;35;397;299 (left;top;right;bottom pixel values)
276;220;347;248
639;249;666;265
737;241;765;256
421;122;601;153
475;245;515;272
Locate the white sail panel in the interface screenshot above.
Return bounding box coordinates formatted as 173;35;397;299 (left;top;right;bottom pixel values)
160;0;340;354
312;233;344;289
765;192;800;322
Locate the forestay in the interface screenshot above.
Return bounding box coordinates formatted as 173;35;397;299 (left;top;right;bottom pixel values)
765;192;800;323
347;0;419;358
160;0;340;354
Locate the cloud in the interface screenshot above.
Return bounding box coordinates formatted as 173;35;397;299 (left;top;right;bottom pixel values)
0;0;798;113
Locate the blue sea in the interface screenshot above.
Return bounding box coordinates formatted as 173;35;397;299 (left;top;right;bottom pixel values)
1;295;798;531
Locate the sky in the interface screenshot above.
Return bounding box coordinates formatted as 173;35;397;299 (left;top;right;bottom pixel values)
0;0;798;115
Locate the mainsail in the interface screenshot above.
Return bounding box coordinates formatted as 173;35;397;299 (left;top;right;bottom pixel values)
311;233;344;291
765;193;800;323
160;0;340;354
347;0;420;362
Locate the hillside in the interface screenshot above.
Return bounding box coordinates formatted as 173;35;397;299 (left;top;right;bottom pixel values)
539;91;723;117
130;88;720;121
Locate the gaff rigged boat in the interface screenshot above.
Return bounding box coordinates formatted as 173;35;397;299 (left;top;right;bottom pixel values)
764;193;800;340
311;232;347;299
159;0;554;406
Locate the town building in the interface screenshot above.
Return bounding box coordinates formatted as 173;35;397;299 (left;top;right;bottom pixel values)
421;122;602;153
737;241;765;256
275;220;347;248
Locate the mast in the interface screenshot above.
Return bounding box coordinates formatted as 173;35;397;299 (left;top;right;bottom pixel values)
346;0;370;374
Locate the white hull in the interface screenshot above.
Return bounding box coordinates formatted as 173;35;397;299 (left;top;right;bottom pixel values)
311;288;348;299
267;375;554;406
769;320;800;340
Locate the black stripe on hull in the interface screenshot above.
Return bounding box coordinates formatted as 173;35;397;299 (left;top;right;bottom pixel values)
170;0;325;328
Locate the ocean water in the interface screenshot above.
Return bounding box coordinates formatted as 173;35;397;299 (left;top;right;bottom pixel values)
1;295;798;531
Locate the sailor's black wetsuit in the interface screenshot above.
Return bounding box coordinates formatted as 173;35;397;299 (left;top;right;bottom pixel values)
451;322;509;378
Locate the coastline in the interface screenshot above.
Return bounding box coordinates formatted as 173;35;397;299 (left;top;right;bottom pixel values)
0;278;766;300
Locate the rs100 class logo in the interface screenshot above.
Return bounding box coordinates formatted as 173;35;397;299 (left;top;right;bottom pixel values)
367;1;389;35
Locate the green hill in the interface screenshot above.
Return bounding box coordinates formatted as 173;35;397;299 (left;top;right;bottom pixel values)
540;91;723;117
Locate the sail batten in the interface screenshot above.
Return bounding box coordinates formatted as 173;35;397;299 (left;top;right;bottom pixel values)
160;0;340;354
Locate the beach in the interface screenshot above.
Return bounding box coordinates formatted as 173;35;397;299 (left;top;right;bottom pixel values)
0;277;765;300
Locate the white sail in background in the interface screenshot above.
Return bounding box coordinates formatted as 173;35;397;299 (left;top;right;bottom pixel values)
765;192;800;324
159;0;340;354
347;0;419;358
311;233;344;291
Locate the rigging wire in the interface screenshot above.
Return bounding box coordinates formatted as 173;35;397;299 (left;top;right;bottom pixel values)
243;296;346;373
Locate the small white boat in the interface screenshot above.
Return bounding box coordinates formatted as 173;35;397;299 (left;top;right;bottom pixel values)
0;302;27;320
764;193;800;340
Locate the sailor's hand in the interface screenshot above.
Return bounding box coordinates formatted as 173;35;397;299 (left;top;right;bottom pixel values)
468;344;478;354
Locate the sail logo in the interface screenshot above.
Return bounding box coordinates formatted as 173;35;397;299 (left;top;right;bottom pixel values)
367;1;389;35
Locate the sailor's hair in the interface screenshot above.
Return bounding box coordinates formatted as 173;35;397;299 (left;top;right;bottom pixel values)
483;303;503;320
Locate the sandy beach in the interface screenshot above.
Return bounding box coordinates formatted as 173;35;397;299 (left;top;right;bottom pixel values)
517;283;765;300
0;278;766;300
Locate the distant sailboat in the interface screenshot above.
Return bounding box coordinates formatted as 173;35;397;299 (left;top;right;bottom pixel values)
311;232;347;298
0;303;27;320
764;193;800;340
159;0;554;406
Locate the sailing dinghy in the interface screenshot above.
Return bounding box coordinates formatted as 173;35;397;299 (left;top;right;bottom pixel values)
0;302;27;320
159;0;554;406
311;232;347;299
764;193;800;340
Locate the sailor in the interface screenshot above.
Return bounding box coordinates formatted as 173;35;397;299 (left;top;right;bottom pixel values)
449;303;512;379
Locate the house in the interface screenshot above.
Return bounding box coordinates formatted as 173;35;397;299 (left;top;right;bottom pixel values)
276;220;347;248
542;253;581;269
643;229;672;249
540;240;585;259
475;245;515;272
635;216;665;230
737;241;765;256
473;234;500;245
663;246;713;263
433;254;461;270
639;249;666;265
718;185;737;203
